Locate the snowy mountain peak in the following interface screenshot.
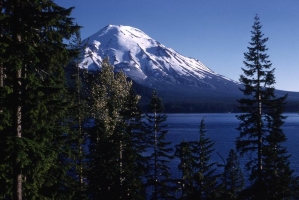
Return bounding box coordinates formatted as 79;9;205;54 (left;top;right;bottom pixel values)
81;25;238;89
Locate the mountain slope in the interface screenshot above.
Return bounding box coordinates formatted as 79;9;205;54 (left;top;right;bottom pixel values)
79;25;299;112
81;25;238;89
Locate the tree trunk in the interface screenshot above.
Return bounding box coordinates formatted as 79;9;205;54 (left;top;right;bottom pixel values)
154;109;157;200
0;64;3;114
257;63;262;188
13;69;22;200
0;5;3;113
257;92;262;185
0;64;3;87
13;9;23;195
77;63;84;189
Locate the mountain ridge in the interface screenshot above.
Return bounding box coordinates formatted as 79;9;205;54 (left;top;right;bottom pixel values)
79;25;299;112
81;25;238;87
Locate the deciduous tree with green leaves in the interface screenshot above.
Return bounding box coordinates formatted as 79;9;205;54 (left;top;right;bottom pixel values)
87;58;147;199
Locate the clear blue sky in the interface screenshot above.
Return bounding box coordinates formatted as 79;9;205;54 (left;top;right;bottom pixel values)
55;0;299;92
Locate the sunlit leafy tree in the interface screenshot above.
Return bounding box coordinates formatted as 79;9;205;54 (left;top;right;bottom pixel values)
87;58;147;199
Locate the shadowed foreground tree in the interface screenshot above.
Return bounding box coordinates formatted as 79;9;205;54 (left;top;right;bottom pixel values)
0;1;80;199
66;30;90;199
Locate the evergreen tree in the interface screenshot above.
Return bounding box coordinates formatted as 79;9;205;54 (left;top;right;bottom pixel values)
221;149;244;200
0;1;79;199
66;30;89;199
119;87;149;199
259;97;299;199
192;118;221;199
174;140;196;199
236;15;298;198
145;90;174;200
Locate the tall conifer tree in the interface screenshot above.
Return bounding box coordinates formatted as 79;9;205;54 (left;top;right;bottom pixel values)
192;118;220;199
66;30;89;199
221;149;244;200
145;90;174;200
0;1;79;199
174;140;196;199
236;15;298;198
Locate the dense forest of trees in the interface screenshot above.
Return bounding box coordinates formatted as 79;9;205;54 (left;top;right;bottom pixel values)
1;1;299;199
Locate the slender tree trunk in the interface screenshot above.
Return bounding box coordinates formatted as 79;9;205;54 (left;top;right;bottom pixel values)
0;63;3;114
77;63;84;188
0;64;3;87
154;109;157;200
0;5;3;113
13;68;22;200
257;59;263;188
13;6;23;195
257;91;262;185
119;139;123;199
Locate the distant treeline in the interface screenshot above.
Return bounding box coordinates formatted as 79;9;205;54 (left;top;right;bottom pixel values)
132;81;299;113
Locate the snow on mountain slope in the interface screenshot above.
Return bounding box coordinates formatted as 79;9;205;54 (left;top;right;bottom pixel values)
81;25;238;89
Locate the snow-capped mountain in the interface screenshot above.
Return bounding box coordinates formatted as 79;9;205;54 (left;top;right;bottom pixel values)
81;25;238;89
77;25;299;112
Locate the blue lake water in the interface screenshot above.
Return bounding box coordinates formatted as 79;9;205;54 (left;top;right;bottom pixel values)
165;113;299;178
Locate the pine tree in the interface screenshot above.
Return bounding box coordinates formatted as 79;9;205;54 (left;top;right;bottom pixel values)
145;90;174;200
259;97;299;199
236;15;298;198
66;30;89;199
192;118;221;199
174;140;196;199
0;1;79;199
221;149;244;200
118;87;149;199
236;15;274;184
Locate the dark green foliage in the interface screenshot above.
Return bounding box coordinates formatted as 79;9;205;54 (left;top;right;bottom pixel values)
236;15;299;199
117;86;149;200
65;30;90;200
145;90;174;200
257;96;299;199
221;149;244;200
0;0;80;199
174;118;222;199
192;118;221;199
174;141;197;199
